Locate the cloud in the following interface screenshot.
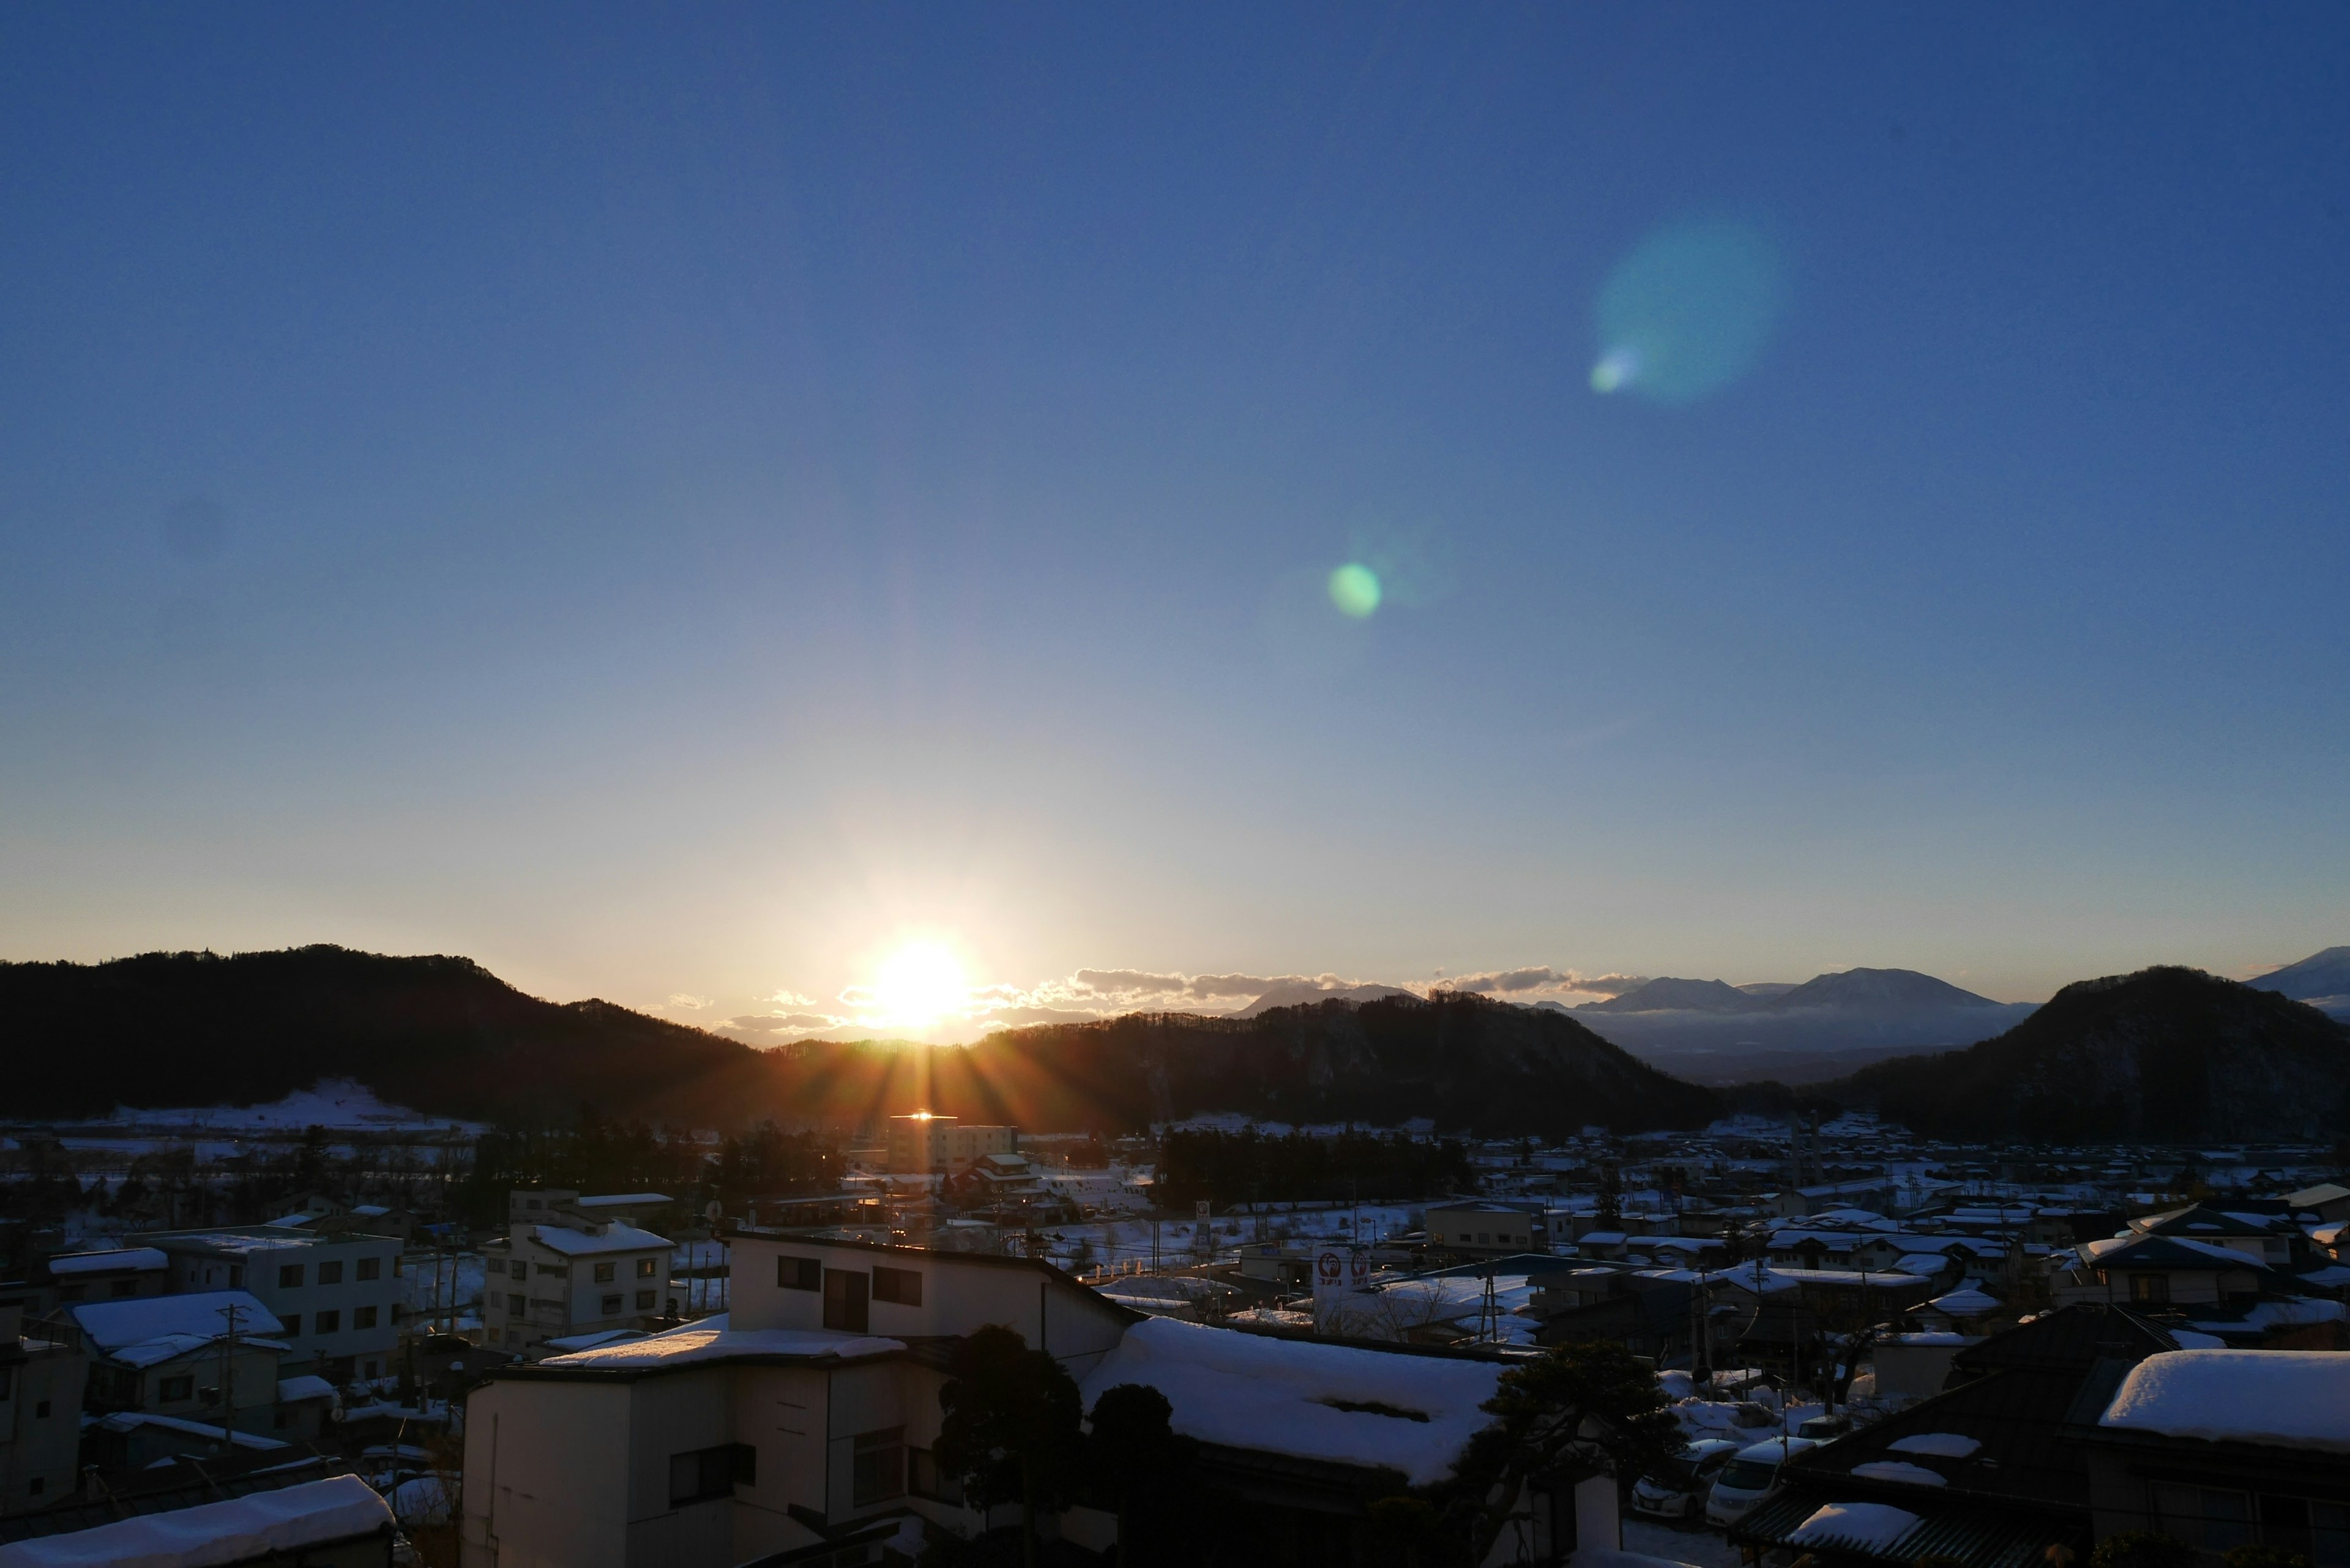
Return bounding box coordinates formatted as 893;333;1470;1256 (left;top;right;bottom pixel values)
1441;967;1647;1000
726;1012;845;1033
666;993;715;1010
766;989;818;1008
999;969;1406;1017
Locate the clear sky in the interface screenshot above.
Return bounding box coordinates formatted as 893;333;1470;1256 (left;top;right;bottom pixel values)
4;5;2346;1043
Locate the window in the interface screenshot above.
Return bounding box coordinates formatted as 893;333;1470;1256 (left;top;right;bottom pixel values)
2130;1274;2171;1304
282;1313;302;1336
873;1267;922;1307
668;1444;753;1507
526;1197;543;1210
536;1263;568;1277
852;1428;905;1507
274;1409;289;1430
228;1266;243;1288
778;1256;822;1291
356;1258;380;1282
315;1310;340;1335
636;1291;656;1310
111;1279;138;1297
279;1264;305;1289
27;1479;41;1495
823;1269;870;1334
594;1261;616;1283
318;1261;343;1285
510;1260;526;1279
489;1292;502;1310
354;1305;378;1329
908;1448;963;1506
1478;1233;1491;1244
160;1376;194;1402
602;1294;623;1315
32;1401;48;1419
55;1284;84;1302
636;1257;658;1278
1458;1232;1471;1242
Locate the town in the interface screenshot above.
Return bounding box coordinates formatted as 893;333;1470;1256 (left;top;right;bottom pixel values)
1;1096;2343;1566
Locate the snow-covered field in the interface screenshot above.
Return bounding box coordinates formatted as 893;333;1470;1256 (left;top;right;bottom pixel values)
103;1080;483;1133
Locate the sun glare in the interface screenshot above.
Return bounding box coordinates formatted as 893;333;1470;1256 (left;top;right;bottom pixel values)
870;942;969;1028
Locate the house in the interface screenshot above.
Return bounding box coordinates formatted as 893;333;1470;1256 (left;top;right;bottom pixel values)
0;1308;86;1517
483;1215;674;1357
63;1291;291;1468
458;1231;1625;1567
884;1115;1018;1175
1425;1200;1553;1256
2080;1349;2350;1566
0;1473;396;1567
39;1248;168;1306
2284;1183;2350;1225
2125;1206;2299;1271
2053;1234;2286;1309
135;1226;405;1383
1733;1304;2193;1568
1769;1180;1892;1219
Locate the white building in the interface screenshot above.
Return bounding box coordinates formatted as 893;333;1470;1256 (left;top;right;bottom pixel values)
458;1233;1625;1567
885;1115;1017;1174
0;1306;86;1515
483;1217;673;1356
132;1228;404;1384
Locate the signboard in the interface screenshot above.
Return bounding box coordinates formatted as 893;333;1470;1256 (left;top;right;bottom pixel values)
1195;1201;1211;1220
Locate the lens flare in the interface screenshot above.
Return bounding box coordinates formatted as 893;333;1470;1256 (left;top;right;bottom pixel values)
1327;562;1382;618
1591;219;1787;405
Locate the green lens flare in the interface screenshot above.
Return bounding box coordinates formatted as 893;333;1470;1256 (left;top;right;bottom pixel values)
1327;563;1382;618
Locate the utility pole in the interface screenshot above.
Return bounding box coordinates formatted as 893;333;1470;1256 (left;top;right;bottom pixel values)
214;1301;245;1455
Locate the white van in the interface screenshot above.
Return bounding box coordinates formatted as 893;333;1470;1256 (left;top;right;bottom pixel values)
1704;1436;1820;1526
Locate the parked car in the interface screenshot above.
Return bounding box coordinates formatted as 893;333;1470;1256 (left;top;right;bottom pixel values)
1797;1412;1854;1441
1630;1438;1744;1518
1704;1436;1821;1527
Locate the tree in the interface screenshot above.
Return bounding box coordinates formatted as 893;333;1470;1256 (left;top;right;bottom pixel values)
934;1326;1084;1568
1087;1383;1192;1566
2091;1533;2197;1568
2222;1548;2313;1568
1439;1339;1683;1564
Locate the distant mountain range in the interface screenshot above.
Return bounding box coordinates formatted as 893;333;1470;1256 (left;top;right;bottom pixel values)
1557;966;2040;1083
2246;946;2350;1020
1825;965;2350;1141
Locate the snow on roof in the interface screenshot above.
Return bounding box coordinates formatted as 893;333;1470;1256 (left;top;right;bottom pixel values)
2100;1350;2350;1452
536;1313;901;1370
529;1222;671;1256
542;1329;649;1353
1851;1460;1948;1487
143;1229;319;1256
1078;1317;1503;1486
265;1213;319;1229
71;1293;285;1365
2081;1234;2264;1269
1927;1288;2001;1315
1568;1550;1715;1568
1789;1501;1922;1553
1887;1432;1980;1458
48;1247;168;1275
1893;1255;1951;1275
573;1193;671;1208
92;1412;289;1450
277;1375;337;1404
0;1474;393;1567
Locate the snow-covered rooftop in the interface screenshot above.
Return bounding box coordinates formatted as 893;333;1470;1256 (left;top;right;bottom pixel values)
277;1375;337;1405
2099;1350;2350;1453
70;1292;285;1367
573;1193;671;1209
528;1222;671;1256
48;1247;168;1275
1078;1317;1503;1487
1788;1501;1922;1553
91;1411;289;1451
1851;1460;1948;1487
1927;1288;2001;1315
535;1313;901;1370
1887;1432;1979;1458
0;1473;393;1567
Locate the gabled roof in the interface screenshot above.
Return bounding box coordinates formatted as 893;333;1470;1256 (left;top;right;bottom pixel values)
2129;1205;2284;1239
1952;1303;2182;1377
2077;1234;2279;1277
70;1291;285;1366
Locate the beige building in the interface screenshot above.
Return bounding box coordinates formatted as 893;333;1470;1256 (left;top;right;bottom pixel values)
884;1115;1016;1174
136;1226;405;1383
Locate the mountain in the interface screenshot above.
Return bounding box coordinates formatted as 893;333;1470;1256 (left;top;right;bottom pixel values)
1569;966;2037;1084
0;947;1720;1136
1827;966;2350;1141
1580;977;1758;1014
2246;946;2350;1020
1736;982;1799;999
1234;980;1414;1017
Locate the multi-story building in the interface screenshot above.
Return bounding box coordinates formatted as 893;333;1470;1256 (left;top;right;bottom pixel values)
41;1247;170;1307
1425;1198;1553;1255
0;1304;88;1515
135;1226;405;1383
483;1204;673;1356
884;1114;1016;1174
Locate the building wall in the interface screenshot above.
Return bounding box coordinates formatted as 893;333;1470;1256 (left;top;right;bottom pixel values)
463;1379;636;1568
1427;1204;1547;1253
484;1231;672;1353
0;1339;86;1515
142;1231;403;1377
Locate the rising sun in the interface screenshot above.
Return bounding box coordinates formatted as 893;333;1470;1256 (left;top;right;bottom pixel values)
870;942;969;1028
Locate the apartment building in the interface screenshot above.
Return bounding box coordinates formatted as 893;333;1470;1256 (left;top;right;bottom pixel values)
483;1209;673;1356
135;1226;405;1383
884;1115;1016;1174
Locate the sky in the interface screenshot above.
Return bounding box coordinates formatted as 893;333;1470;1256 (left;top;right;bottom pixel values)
4;5;2348;1043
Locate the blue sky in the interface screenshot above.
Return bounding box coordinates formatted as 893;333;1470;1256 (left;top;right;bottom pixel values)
3;4;2346;1039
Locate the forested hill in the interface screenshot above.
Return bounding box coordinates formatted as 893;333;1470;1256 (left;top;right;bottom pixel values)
1826;966;2350;1141
0;947;1721;1134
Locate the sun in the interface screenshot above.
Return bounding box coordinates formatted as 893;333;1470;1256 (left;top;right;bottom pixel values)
869;942;969;1028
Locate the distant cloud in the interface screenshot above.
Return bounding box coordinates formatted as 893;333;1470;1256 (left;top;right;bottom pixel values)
1005;969;1404;1016
766;989;818;1008
666;993;715;1010
1442;966;1646;1001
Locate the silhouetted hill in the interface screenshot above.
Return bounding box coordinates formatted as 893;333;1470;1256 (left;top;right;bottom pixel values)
0;948;1721;1135
1581;977;1755;1014
1827;966;2350;1140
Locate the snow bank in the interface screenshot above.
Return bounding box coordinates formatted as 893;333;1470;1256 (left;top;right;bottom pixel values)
1887;1432;1979;1458
2099;1350;2350;1453
0;1474;392;1567
1788;1502;1922;1552
538;1314;901;1370
1850;1461;1947;1487
1078;1317;1502;1485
